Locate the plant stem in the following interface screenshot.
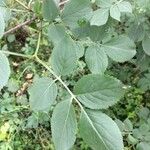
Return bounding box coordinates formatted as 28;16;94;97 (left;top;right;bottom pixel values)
35;56;85;111
33;32;41;57
33;31;85;111
3;17;36;36
15;0;30;11
59;0;69;7
0;51;32;58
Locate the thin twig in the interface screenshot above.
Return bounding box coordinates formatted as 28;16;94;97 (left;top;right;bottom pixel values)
0;50;32;58
15;0;30;11
3;0;69;36
33;32;42;57
58;0;69;7
3;17;37;36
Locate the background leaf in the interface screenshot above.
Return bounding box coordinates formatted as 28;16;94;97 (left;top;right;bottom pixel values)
0;52;10;90
110;5;121;21
128;23;145;42
42;0;59;21
73;23;108;42
142;32;150;56
62;0;92;28
118;1;132;13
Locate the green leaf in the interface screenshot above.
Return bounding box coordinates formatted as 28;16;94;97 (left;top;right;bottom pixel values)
118;1;132;13
74;74;125;109
0;0;6;6
51;99;77;150
138;72;150;91
96;0;115;8
75;41;85;59
79;109;124;150
73;23;108;42
142;33;150;56
136;142;150;150
110;5;121;21
0;52;10;90
90;8;109;26
103;36;136;62
0;12;5;38
42;0;59;21
128;23;145;42
48;24;68;45
85;45;108;74
29;77;57;111
50;37;77;76
62;0;92;28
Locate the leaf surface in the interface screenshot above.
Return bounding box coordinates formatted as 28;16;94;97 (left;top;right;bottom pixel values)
103;36;136;62
29;77;57;111
85;45;108;74
51;99;77;150
42;0;59;21
110;5;121;21
74;74;125;109
62;0;92;28
0;12;5;38
0;52;10;90
90;8;109;26
142;33;150;56
79;109;124;150
50;37;77;76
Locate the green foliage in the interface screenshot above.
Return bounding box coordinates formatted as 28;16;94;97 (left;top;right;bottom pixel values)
102;36;136;62
62;0;92;28
79;110;124;150
0;0;150;149
85;44;108;74
50;36;77;76
142;31;150;56
0;52;10;90
74;74;125;109
28;77;58;111
42;0;59;21
51;99;77;150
